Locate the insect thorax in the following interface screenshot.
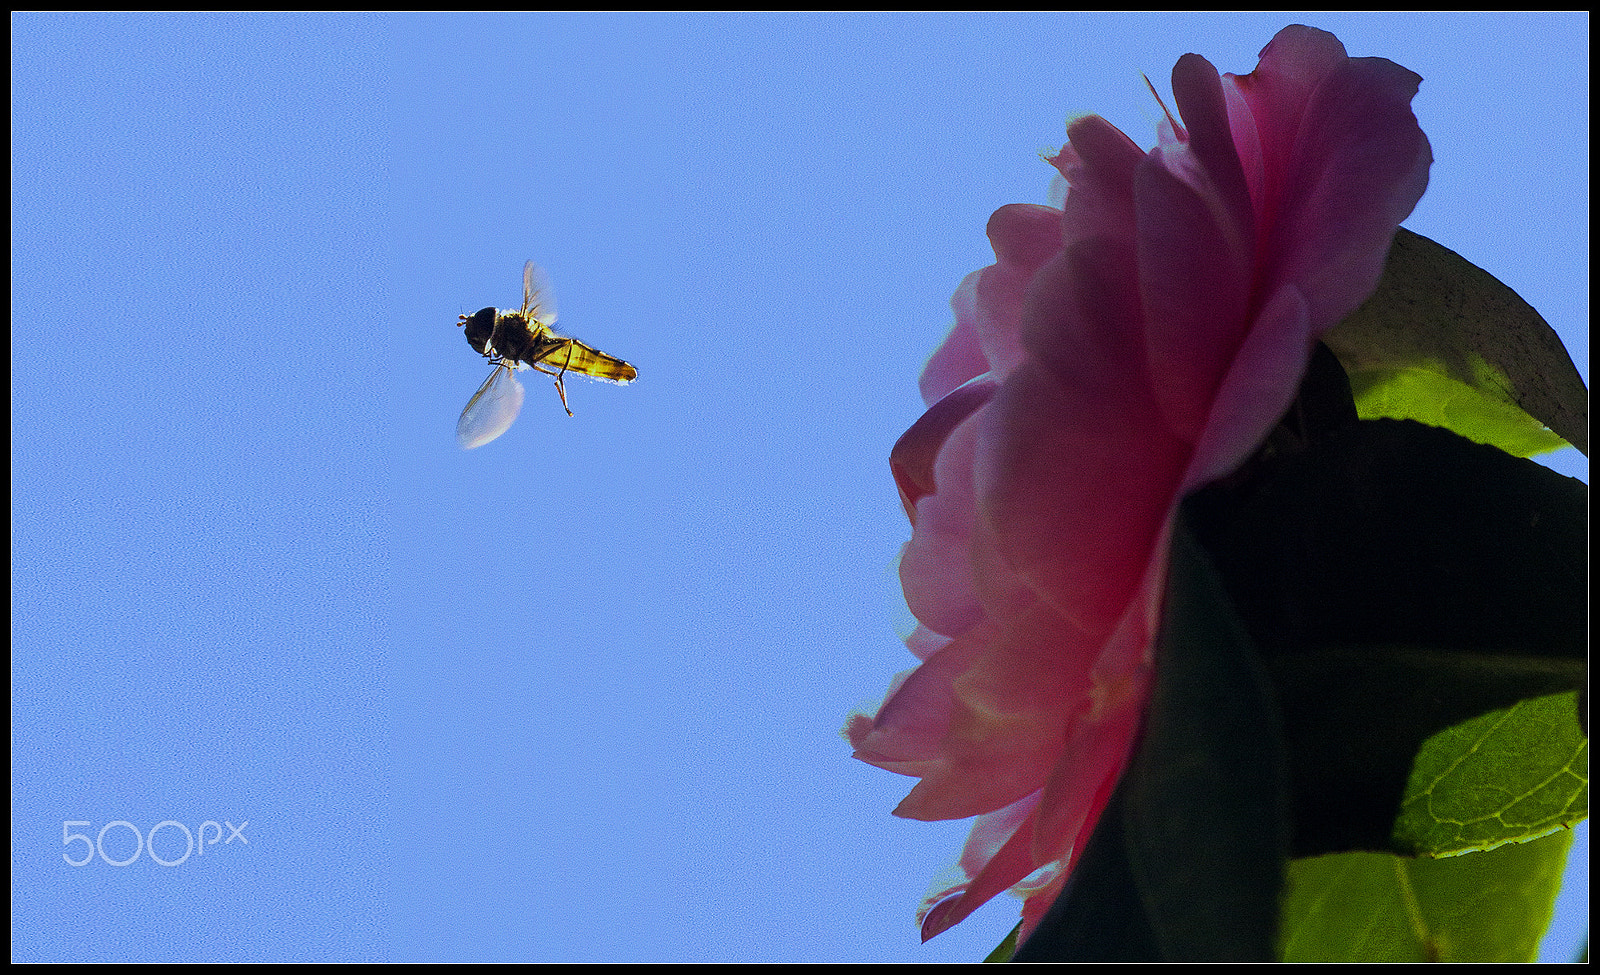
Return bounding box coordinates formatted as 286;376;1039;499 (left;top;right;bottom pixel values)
485;311;544;363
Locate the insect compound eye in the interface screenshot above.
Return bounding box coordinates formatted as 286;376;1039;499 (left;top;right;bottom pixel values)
461;307;498;355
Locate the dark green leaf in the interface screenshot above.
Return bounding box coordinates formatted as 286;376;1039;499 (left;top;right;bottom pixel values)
1190;418;1586;666
1269;654;1584;857
1189;418;1587;857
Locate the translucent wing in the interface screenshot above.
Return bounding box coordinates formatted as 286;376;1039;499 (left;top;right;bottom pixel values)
522;261;557;327
456;364;526;449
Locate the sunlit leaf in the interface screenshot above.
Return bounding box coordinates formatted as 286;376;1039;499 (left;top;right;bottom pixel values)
1348;366;1568;457
1396;692;1588;855
1278;829;1574;962
1325;229;1588;455
1268;650;1583;858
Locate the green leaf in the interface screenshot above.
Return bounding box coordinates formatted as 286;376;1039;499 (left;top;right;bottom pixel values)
1267;651;1584;858
1347;367;1569;458
1396;692;1588;855
1325;228;1589;455
1189;418;1587;858
1278;829;1575;962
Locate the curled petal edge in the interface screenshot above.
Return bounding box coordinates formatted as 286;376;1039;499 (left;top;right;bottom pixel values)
890;375;998;520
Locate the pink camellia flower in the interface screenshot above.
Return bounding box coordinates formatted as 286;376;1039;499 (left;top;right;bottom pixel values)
846;25;1431;945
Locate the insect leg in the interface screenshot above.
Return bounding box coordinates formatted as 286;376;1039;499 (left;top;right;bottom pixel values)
553;343;576;416
529;341;578;416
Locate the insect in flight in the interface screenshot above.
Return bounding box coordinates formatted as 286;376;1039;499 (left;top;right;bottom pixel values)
456;261;637;449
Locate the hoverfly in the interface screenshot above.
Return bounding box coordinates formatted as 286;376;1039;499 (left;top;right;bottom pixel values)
456;261;637;449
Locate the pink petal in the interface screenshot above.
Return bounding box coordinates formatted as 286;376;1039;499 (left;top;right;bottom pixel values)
893;602;1095;822
853;24;1432;944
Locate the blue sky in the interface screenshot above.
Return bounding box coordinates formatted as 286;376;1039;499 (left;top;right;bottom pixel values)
12;12;1586;962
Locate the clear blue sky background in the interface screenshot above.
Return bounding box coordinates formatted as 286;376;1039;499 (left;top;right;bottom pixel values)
12;12;1586;962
